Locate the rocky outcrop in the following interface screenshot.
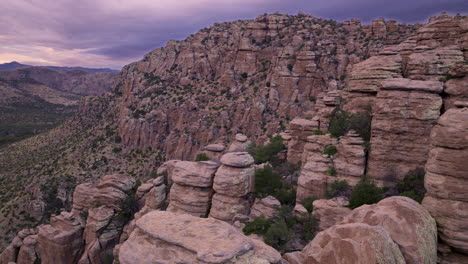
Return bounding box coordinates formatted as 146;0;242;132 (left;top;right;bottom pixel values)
300;223;406;264
116;211;282;264
1;174;137;264
423;107;468;260
0;229;38;264
227;133;251;153
287;196;437;264
36;212;83;264
312;197;351;231
167;161;219;217
285;118;319;164
202;143;226;162
249;196;281;220
209;152;255;222
341;196;437;264
367;78;443;185
115;13;417;161
296;131;365;201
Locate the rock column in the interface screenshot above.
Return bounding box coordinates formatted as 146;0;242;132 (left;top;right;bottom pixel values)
209;152;255;222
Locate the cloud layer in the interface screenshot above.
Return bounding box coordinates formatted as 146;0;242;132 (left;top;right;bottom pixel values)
0;0;466;69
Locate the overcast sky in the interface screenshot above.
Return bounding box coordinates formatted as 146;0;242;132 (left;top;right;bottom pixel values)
0;0;466;70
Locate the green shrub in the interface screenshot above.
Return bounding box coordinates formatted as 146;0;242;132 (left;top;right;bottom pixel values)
115;181;141;224
328;107;372;141
302;196;316;213
266;81;271;87
300;216;318;241
254;165;296;206
309;96;316;103
112;147;122;153
326;180;350;198
395;168;425;203
243;216;272;235
241;72;248;79
287;64;293;71
273;183;296;206
195;152;210;161
323;145;337;156
349;177;383;209
326;167;336;176
248;136;285;164
79;210;89;220
312;129;324;135
255;166;283;198
264;218;290;250
114;136;122;143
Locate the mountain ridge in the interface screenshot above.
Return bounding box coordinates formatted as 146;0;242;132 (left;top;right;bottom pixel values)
0;61;119;73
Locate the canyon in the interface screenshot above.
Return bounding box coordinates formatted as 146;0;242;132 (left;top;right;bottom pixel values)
0;11;467;264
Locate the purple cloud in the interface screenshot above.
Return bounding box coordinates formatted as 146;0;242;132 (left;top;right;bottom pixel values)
0;0;466;69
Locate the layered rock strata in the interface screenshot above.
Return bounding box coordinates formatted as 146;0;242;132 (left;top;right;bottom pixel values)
209;152;255;222
423;106;468;261
167;161;219;217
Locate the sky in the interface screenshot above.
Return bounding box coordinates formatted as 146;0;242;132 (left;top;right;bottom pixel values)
0;0;466;70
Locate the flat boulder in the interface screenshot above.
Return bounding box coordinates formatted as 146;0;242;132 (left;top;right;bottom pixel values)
118;211;282;264
171;161;219;187
220;152;254;168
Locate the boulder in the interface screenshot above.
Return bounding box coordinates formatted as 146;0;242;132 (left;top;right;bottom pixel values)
249;196;281;219
312;197;352;231
235;133;248;142
208;194;251;222
213;165;254;197
167;183;213;217
220;152;254;168
171;161;219;188
340;196;437;264
303;223;405;264
204;143;226;152
117;211;282;264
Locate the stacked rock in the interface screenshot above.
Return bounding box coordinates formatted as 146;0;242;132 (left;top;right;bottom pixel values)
167;161;219;217
202;143;226;162
227;133;250;152
209;152;255;222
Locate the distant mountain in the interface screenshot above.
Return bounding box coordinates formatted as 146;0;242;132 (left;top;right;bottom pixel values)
0;61;29;71
0;61;119;73
0;64;117;147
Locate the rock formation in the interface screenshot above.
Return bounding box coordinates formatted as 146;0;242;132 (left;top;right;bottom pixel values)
0;174;137;264
311;197;351;231
285;196;437;264
116;211;282;264
209;152;255;222
340;196;437;264
423;106;468;262
167;161;219;217
296;131;365;202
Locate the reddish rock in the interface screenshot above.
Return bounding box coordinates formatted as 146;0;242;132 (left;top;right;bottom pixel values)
312;197;351;231
117;211;282;264
303;223;405;264
341;196;437;264
423;107;468;256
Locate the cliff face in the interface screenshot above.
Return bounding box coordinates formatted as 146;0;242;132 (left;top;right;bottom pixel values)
114;13;417;160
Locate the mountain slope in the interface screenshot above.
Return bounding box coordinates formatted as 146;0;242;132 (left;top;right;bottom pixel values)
2;12;466;252
0;66;117;147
